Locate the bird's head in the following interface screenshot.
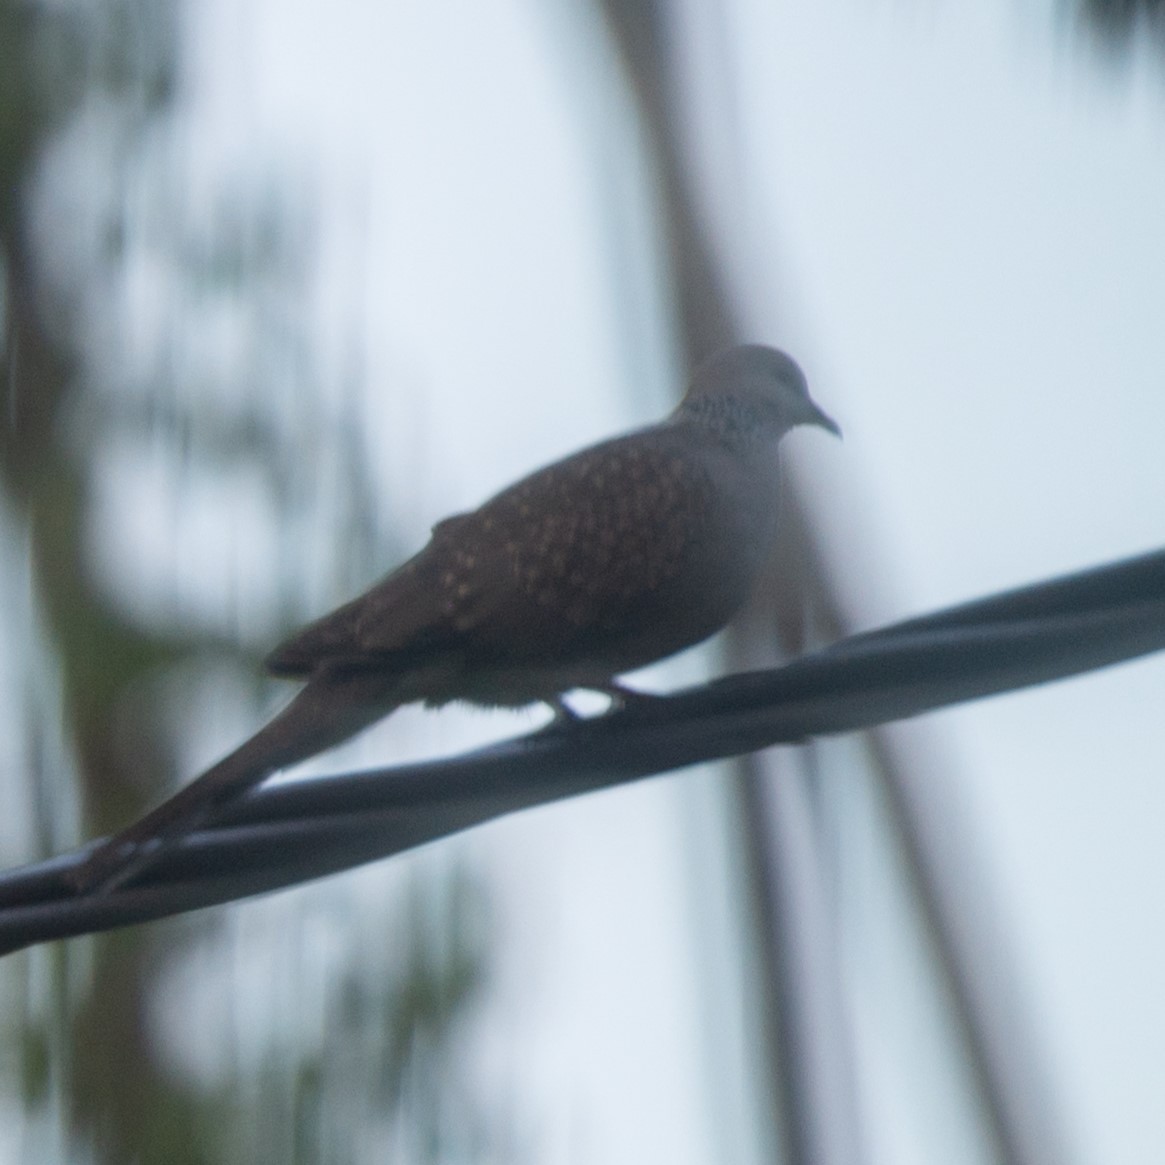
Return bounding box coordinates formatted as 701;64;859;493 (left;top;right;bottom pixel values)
677;344;840;441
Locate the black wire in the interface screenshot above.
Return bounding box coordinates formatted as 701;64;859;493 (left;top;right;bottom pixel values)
0;546;1162;954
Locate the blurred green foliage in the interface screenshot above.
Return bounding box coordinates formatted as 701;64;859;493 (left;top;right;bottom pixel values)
0;2;496;1162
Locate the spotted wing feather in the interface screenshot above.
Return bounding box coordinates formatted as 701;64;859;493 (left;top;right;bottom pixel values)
267;427;721;678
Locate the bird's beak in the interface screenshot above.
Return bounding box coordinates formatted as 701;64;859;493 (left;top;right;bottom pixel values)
808;402;842;438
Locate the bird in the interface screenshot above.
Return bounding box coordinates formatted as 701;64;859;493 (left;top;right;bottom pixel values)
72;343;839;893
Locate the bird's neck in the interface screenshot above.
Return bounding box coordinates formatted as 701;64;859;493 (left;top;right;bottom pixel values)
672;394;778;449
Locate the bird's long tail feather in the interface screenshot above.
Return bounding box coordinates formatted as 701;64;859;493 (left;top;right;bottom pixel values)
72;671;402;894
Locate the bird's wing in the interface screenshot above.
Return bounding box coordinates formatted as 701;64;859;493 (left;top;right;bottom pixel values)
266;429;717;677
264;515;476;677
363;433;709;662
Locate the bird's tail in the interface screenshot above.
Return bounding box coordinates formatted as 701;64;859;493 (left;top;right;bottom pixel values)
73;671;402;893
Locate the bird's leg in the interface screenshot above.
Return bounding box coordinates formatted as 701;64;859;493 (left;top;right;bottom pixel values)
544;696;581;725
596;682;667;716
69;673;400;896
540;685;666;724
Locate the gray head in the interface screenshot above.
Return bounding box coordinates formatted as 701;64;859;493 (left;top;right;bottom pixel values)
676;344;840;440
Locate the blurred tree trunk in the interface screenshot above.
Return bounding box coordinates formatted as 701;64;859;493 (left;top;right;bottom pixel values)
1;4;219;1162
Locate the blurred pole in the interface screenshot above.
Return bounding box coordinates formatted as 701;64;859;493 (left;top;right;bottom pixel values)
595;1;1075;1162
594;2;867;1160
738;750;868;1165
593;0;734;365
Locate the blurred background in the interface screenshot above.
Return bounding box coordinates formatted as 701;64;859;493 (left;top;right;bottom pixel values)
1;0;1164;1162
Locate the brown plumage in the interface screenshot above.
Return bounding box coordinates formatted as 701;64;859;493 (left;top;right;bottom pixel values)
75;344;838;891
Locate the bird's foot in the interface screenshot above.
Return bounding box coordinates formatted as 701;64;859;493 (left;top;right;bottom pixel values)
543;696;582;727
595;683;667;717
539;685;667;731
